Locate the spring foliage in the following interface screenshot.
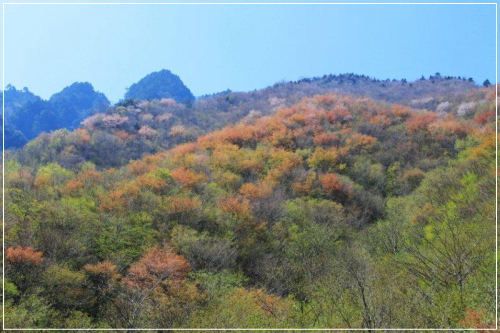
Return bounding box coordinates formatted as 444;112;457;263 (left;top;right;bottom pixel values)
3;83;497;329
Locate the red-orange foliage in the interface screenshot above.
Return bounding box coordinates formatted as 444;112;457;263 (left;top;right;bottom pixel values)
218;196;252;219
6;246;44;266
319;173;343;195
84;261;120;285
486;86;497;100
291;127;314;141
170;142;199;158
98;182;140;212
391;104;412;118
84;261;120;297
337;127;350;136
428;118;468;137
137;173;167;191
324;107;352;124
99;190;127;212
171;168;207;189
292;172;317;196
166;196;201;214
369;114;392;126
276;106;298;119
265;124;294;148
197;124;257;149
405;112;438;132
128;159;157;176
459;309;495;331
475;110;495;125
313;132;340;146
123;244;190;289
63;179;84;194
346;133;377;147
71;128;92;146
288;112;308;126
218;124;257;147
79;169;103;183
311;94;336;106
239;182;273;200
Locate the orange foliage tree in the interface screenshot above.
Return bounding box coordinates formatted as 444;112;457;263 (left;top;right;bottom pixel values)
165;196;201;214
405;112;438;132
6;246;44;293
6;246;44;267
112;244;201;328
460;309;496;331
345;133;377;148
171;168;207;189
319;173;353;201
218;196;252;221
239;181;273;200
313;132;340;146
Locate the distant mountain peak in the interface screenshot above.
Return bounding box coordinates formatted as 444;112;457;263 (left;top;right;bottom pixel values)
124;69;195;103
3;81;110;148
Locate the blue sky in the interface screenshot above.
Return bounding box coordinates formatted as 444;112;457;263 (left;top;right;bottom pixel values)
2;2;497;103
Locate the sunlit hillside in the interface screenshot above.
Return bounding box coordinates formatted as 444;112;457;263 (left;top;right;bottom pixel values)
4;80;496;328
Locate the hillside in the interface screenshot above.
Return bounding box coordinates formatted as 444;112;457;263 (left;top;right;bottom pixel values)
11;73;487;170
49;82;110;129
3;85;40;117
3;83;110;148
4;85;496;328
2;86;44;148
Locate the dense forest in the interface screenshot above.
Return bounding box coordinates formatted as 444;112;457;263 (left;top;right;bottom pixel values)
2;72;497;329
2;83;110;149
3;71;482;152
8;72;487;168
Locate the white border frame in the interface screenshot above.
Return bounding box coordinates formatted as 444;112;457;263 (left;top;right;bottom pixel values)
1;2;497;331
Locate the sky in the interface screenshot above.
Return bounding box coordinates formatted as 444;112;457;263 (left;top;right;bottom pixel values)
2;1;497;103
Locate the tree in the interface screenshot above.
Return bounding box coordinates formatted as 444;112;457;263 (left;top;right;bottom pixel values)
6;246;44;294
84;261;120;319
171;168;207;189
109;244;201;328
402;165;495;320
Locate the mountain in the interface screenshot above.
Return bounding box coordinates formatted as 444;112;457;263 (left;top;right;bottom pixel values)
124;69;195;103
3;85;40;117
12;73;486;170
2;86;45;148
4;83;495;328
3;83;110;148
49;82;110;129
4;72;481;153
2;72;484;152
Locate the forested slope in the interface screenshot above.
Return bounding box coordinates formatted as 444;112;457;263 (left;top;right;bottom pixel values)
10;74;486;171
4;86;496;328
2;83;110;148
